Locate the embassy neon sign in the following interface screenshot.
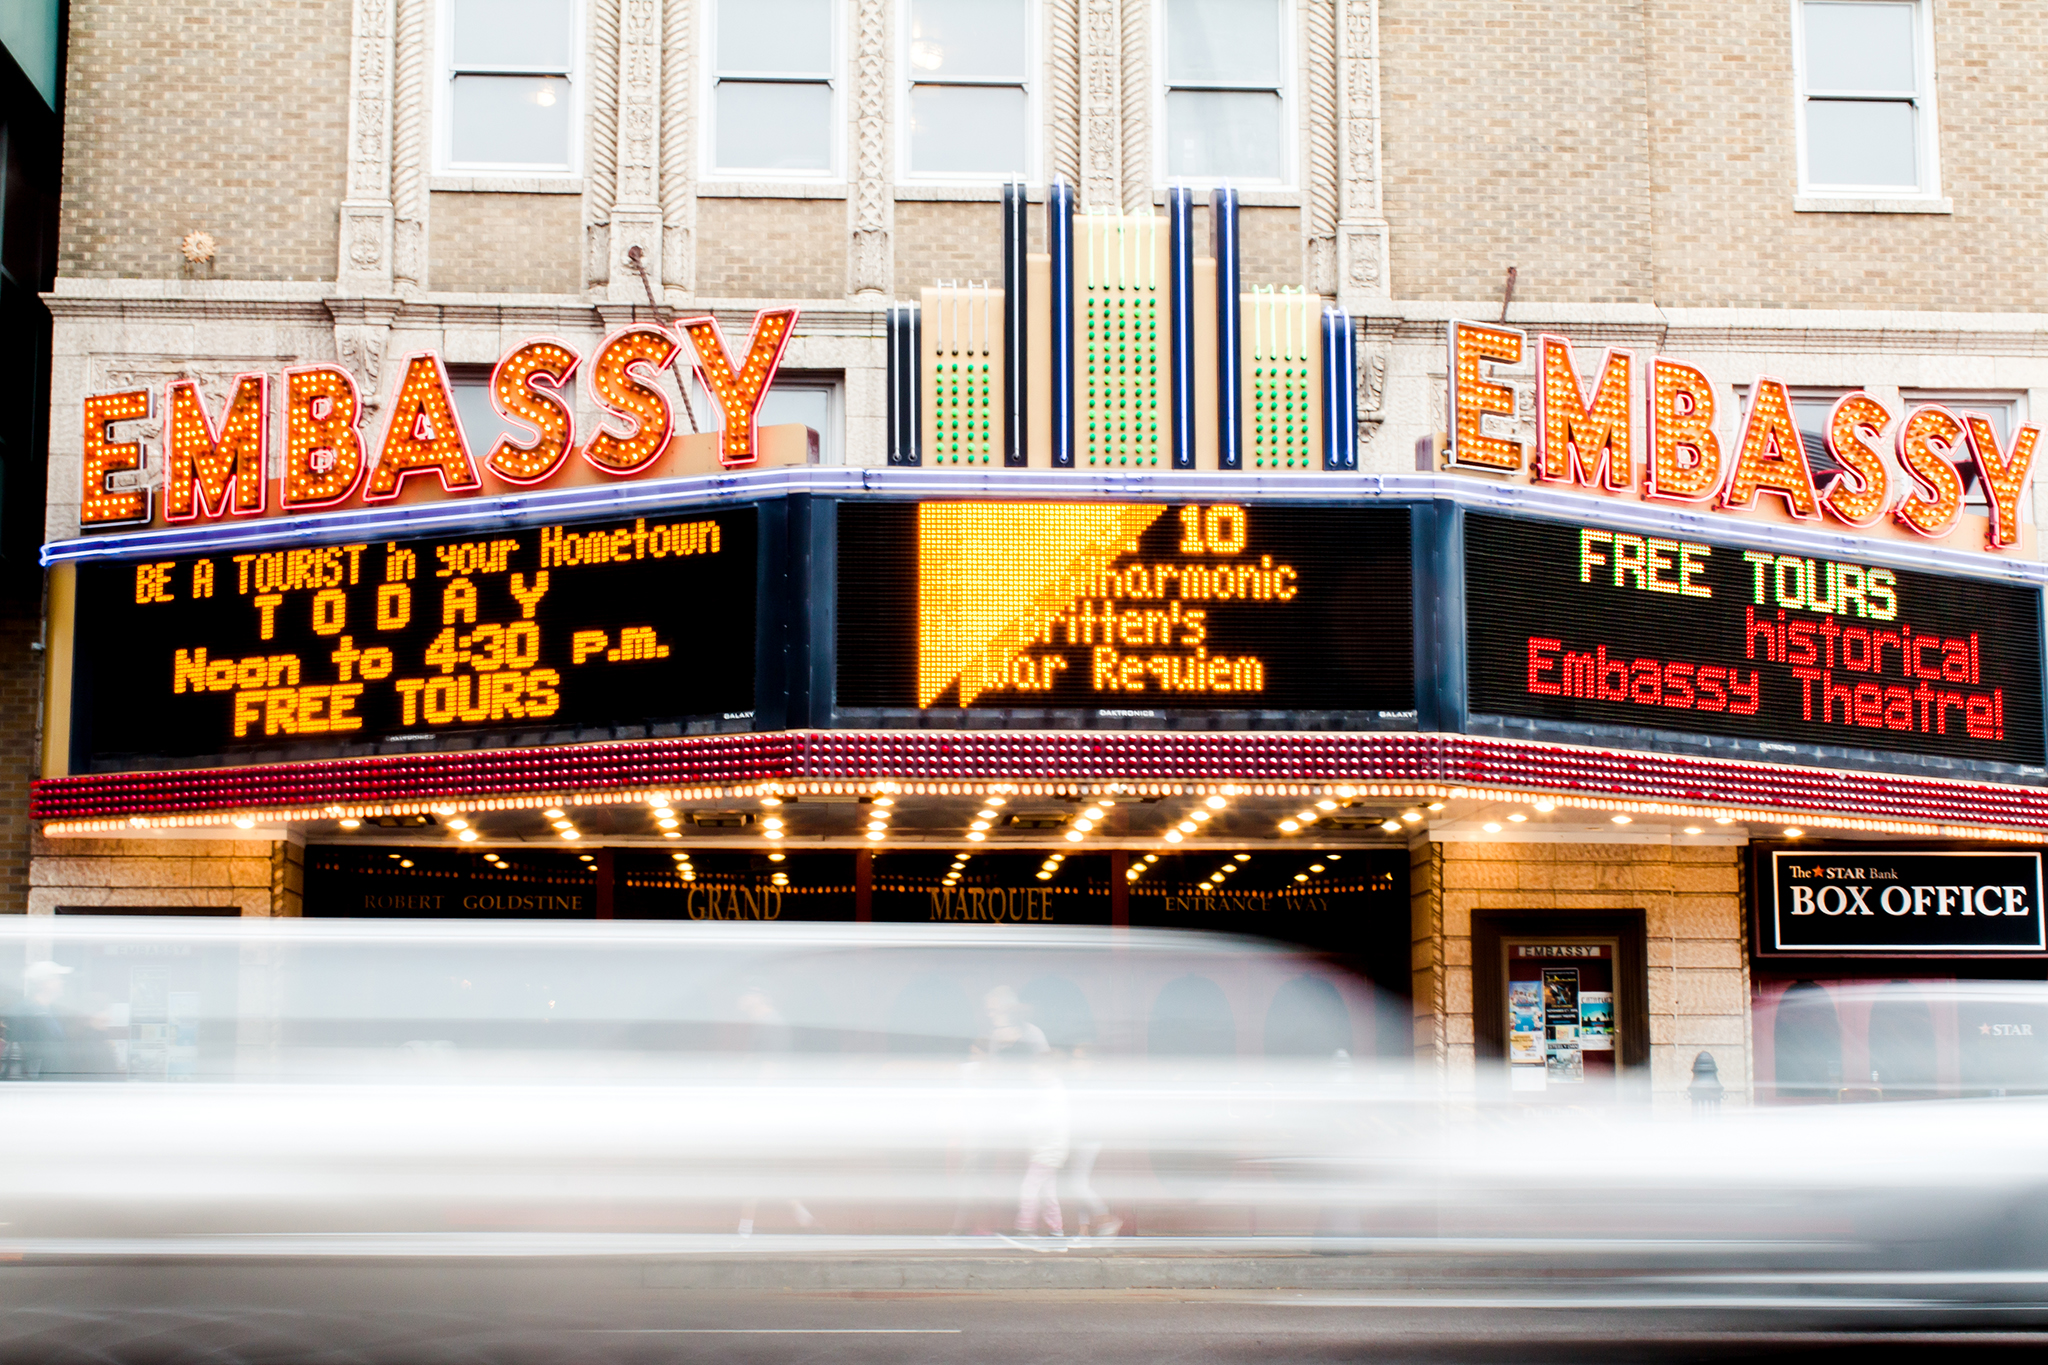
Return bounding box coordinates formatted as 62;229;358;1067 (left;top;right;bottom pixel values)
1446;320;2040;555
78;309;797;532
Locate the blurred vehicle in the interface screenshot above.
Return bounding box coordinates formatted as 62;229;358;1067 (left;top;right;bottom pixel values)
2;916;2047;1362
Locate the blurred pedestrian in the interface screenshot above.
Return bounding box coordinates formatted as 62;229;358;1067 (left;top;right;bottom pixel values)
8;961;73;1080
734;981;818;1236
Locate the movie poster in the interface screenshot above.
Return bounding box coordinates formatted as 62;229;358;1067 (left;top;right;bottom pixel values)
1543;967;1583;1083
1508;980;1544;1065
1579;990;1614;1051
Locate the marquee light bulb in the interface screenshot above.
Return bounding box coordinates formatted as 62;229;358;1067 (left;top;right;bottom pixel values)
366;353;481;501
1380;820;1401;833
486;340;580;483
80;389;153;525
1205;796;1226;809
583;326;682;476
165;375;268;521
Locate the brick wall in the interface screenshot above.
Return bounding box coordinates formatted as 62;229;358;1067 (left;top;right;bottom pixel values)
1411;838;1751;1103
29;834;301;916
428;193;583;295
59;0;351;281
1647;0;2048;310
0;597;40;913
1382;0;2048;311
1380;0;1652;304
894;201;1005;298
694;198;847;300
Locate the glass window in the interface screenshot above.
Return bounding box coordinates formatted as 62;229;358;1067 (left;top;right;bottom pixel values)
713;0;837;175
689;372;843;464
1162;0;1287;183
444;0;577;173
904;0;1031;178
447;365;523;458
1797;1;1931;194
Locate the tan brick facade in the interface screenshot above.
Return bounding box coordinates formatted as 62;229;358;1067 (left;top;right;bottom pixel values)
1383;0;2048;311
58;0;351;282
695;197;848;302
428;193;583;296
1412;838;1750;1103
29;834;302;917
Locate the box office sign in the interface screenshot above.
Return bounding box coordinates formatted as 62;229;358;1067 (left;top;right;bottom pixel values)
1768;849;2046;954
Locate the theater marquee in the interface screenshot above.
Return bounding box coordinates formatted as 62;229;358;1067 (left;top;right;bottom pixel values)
71;509;756;771
834;500;1415;721
1465;512;2047;772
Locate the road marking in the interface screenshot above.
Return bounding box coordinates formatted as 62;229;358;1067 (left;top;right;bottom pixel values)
593;1328;963;1334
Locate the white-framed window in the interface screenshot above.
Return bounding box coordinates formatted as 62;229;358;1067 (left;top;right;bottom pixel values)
437;0;581;175
900;0;1035;181
685;370;842;464
708;0;840;177
447;364;523;455
1157;0;1291;185
1792;0;1939;198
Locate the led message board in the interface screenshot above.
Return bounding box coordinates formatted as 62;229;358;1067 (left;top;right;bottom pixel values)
836;501;1413;717
73;509;756;770
1465;512;2046;771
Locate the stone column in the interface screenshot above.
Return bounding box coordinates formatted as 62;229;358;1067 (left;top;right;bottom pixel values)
1046;0;1082;187
336;0;396;294
1335;0;1390;306
391;0;432;292
660;0;695;296
604;0;665;306
1079;0;1121;209
585;0;621;288
849;0;893;299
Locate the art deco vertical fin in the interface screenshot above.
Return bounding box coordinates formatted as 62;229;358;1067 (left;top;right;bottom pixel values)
1212;187;1243;471
1048;181;1077;468
887;304;922;466
1002;181;1029;468
1167;186;1196;470
1321;308;1357;471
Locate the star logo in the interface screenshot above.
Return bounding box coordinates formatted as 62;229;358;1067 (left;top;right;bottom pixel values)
1980;1023;1993;1035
